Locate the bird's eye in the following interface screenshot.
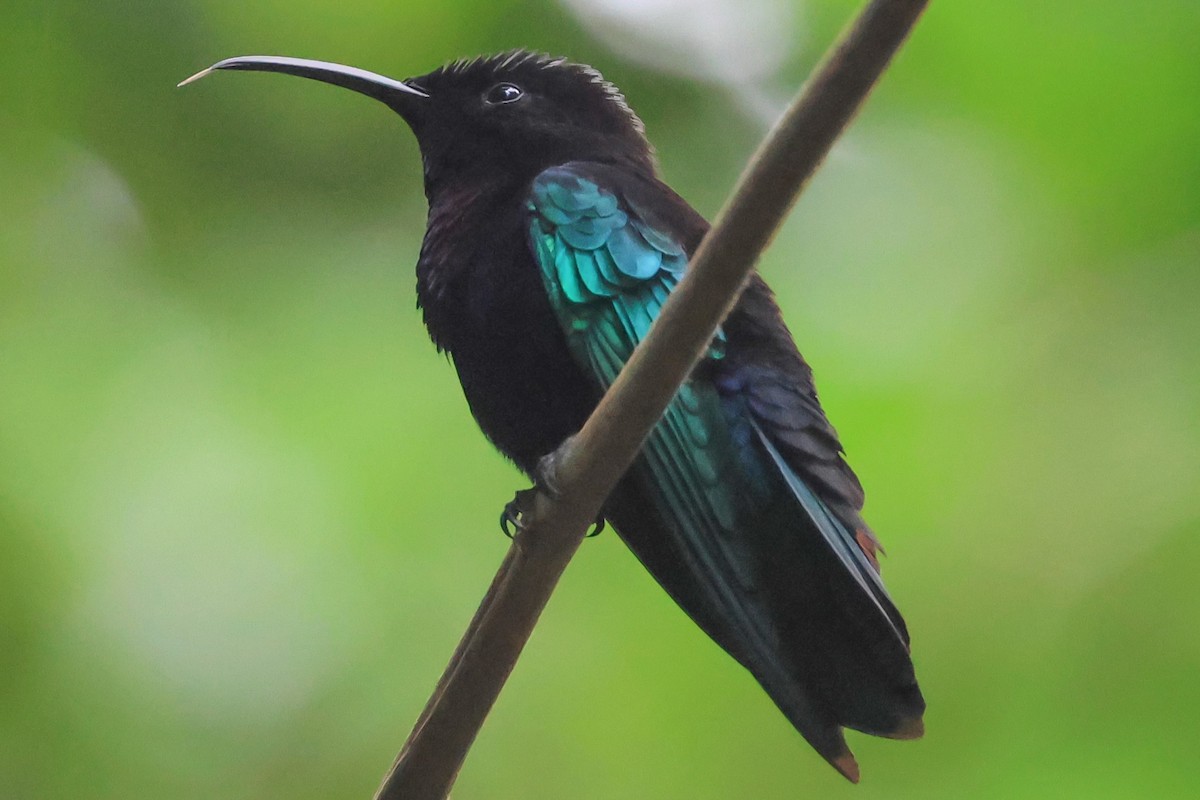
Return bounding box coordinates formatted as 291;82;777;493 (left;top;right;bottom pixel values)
484;82;524;105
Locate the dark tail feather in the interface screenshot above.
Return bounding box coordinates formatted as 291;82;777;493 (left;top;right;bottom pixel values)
738;647;863;782
751;422;926;742
603;476;864;779
603;446;924;782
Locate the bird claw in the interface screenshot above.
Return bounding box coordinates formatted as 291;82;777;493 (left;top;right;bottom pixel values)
499;439;606;538
499;447;566;538
501;492;606;539
500;488;538;538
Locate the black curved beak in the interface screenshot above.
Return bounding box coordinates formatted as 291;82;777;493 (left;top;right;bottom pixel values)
178;55;428;117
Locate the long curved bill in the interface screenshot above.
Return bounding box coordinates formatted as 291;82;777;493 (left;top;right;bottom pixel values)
177;55;428;106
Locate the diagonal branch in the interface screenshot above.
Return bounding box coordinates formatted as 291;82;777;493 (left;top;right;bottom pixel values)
375;1;930;797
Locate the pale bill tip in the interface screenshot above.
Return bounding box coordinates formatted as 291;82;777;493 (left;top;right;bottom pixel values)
177;66;214;88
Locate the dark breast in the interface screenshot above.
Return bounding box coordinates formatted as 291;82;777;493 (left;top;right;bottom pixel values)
416;183;599;474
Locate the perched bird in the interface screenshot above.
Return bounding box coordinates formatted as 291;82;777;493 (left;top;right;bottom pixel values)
181;51;924;781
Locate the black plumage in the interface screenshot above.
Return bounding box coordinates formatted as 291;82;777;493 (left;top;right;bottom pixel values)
184;50;924;781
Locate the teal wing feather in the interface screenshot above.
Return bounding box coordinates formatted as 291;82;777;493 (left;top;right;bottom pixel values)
527;164;773;635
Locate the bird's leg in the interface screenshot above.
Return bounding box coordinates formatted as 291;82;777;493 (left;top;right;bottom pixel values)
499;438;605;538
535;440;606;536
499;448;563;537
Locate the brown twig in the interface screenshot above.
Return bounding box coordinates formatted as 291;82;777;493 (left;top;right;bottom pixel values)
375;1;929;797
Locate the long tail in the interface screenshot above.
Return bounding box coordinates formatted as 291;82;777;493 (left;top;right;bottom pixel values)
749;421;925;758
605;456;923;781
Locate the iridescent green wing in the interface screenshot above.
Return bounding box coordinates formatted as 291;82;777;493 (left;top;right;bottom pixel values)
526;163;773;630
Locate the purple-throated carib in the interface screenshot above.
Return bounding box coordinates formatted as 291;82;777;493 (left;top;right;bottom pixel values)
181;51;925;781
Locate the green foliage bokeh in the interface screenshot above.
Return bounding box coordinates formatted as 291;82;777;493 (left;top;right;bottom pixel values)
1;2;1197;798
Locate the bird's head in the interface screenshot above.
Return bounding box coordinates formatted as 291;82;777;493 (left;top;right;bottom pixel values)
181;51;656;194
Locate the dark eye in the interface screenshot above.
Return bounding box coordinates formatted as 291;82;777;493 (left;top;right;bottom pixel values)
484;82;523;105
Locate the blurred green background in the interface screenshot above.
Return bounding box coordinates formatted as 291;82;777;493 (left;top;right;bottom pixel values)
2;1;1198;798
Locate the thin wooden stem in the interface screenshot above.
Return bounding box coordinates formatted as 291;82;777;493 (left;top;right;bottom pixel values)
376;2;929;797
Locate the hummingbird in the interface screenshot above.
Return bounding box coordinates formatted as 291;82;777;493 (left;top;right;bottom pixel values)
181;51;925;781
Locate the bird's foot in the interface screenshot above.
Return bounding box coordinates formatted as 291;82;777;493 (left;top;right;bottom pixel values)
498;441;605;538
500;488;538;538
535;444;606;536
